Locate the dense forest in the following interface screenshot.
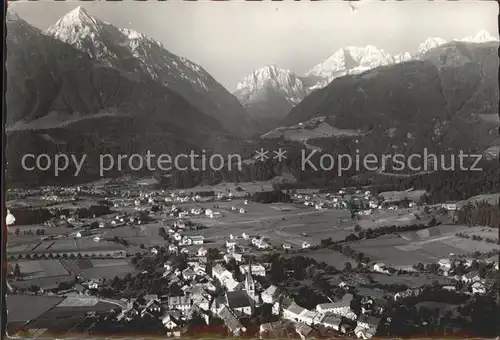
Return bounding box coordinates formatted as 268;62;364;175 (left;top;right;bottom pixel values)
454;201;500;229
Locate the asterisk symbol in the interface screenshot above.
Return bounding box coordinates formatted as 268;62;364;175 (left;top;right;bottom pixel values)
273;148;287;162
254;148;269;162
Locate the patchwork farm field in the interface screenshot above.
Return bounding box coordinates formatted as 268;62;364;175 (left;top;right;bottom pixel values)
367;273;454;287
102;223;167;246
61;258;136;279
350;225;498;266
16;260;69;279
8;237;129;255
356;208;432;229
180;201;354;249
6;295;65;322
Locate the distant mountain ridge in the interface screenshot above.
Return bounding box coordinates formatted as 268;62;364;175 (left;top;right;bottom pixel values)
234;30;498;127
234;65;307;125
303;29;498;91
45;6;257;137
282;40;499;158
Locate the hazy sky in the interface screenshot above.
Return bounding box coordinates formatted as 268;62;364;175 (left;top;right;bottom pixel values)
10;1;498;91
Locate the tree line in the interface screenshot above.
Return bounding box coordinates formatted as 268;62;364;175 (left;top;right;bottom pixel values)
454;200;500;229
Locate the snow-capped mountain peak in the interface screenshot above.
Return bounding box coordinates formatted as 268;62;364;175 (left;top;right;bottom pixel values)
459;30;498;43
45;7;255;136
304;45;394;90
394;51;413;63
47;6;103;37
6;8;20;21
235;65;306;106
418;37;447;55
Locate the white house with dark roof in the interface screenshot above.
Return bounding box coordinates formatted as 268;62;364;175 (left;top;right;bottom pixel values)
240;264;266;277
162;310;182;330
218;306;246;336
461;271;482;284
283;301;308;322
182;268;196;281
181;236;193;246
318;312;343;331
197;247;207;257
167;296;192;312
316;293;356;319
212;264;233;283
224;253;243;263
259;320;293;338
210;294;227;315
297;309;319;325
437;258;452;270
140;298;162;318
355;315;381;339
185;287;212;311
471;281;486;294
225;277;242;292
261;285;281;304
295;322;314;340
190;235;204;245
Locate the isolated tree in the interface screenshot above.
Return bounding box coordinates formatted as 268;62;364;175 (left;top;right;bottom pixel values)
14;264;21;277
305;265;315;279
414;263;425;271
269;261;286;283
365;228;374;239
470;260;479;270
15;228;20;235
158;227;166;238
346;200;359;219
206;248;221;261
344;262;352;271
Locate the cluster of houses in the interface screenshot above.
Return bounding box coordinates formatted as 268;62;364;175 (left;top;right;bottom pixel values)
154;221;205;256
120;251;283;337
111;256;268;336
373;256;496;297
435;257;496;294
279;293;384;340
225;231;312;253
208;257;386;339
294;189;421;214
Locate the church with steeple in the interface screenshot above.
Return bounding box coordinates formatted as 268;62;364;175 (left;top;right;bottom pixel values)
244;261;260;305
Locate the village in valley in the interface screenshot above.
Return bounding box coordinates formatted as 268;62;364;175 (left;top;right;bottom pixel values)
5;178;500;339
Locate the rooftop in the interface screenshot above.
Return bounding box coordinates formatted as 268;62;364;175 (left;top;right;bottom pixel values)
226;291;252;309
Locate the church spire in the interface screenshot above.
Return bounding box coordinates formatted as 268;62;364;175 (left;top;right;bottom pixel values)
245;260;254;290
245;259;257;304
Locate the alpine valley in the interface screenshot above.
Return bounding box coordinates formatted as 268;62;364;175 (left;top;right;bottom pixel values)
5;6;500;191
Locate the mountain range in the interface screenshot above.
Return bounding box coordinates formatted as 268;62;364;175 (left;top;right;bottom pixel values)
6;8;242;186
43;6;257;137
6;6;499;187
234;30;498;124
280;39;499;160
